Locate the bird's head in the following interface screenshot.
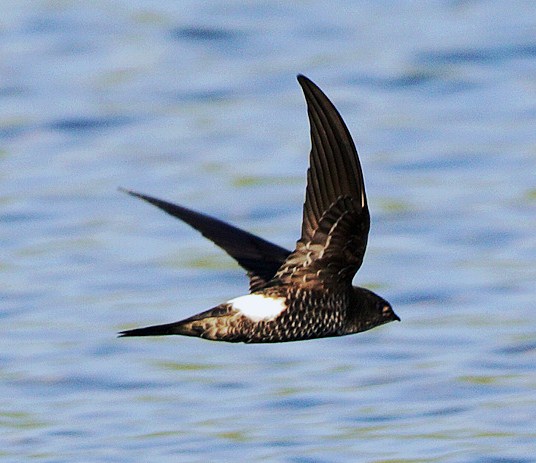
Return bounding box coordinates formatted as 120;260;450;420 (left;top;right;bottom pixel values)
346;286;400;334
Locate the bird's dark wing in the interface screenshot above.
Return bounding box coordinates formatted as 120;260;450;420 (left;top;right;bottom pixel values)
122;189;291;291
275;75;370;288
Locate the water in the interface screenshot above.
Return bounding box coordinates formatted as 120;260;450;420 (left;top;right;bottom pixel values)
1;1;535;462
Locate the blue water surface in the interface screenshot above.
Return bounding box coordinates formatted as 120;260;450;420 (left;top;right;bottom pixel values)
1;1;535;462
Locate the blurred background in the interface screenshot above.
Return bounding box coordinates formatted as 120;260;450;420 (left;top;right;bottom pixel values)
1;1;535;462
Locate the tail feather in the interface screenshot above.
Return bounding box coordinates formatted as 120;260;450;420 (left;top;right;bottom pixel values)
118;321;187;337
119;306;235;339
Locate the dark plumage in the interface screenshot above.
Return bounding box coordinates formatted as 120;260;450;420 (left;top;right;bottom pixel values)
119;75;399;343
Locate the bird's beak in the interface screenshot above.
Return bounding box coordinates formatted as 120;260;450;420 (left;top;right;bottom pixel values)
383;305;400;322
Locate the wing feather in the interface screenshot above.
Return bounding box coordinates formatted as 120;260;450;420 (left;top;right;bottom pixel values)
275;76;370;288
121;189;290;291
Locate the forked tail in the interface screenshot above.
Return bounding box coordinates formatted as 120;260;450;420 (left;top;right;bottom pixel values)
118;321;187;337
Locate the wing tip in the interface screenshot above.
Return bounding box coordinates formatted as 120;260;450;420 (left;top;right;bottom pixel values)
118;186;142;199
297;74;317;92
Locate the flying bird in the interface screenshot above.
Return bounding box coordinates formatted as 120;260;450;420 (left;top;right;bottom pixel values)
119;75;399;343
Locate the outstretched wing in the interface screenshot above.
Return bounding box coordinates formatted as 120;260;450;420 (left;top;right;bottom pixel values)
275;75;370;288
122;189;291;291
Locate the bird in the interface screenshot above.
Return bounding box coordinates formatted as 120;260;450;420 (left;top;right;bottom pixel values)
118;75;399;343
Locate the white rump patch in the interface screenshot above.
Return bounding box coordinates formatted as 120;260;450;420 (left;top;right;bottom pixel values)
228;294;287;321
